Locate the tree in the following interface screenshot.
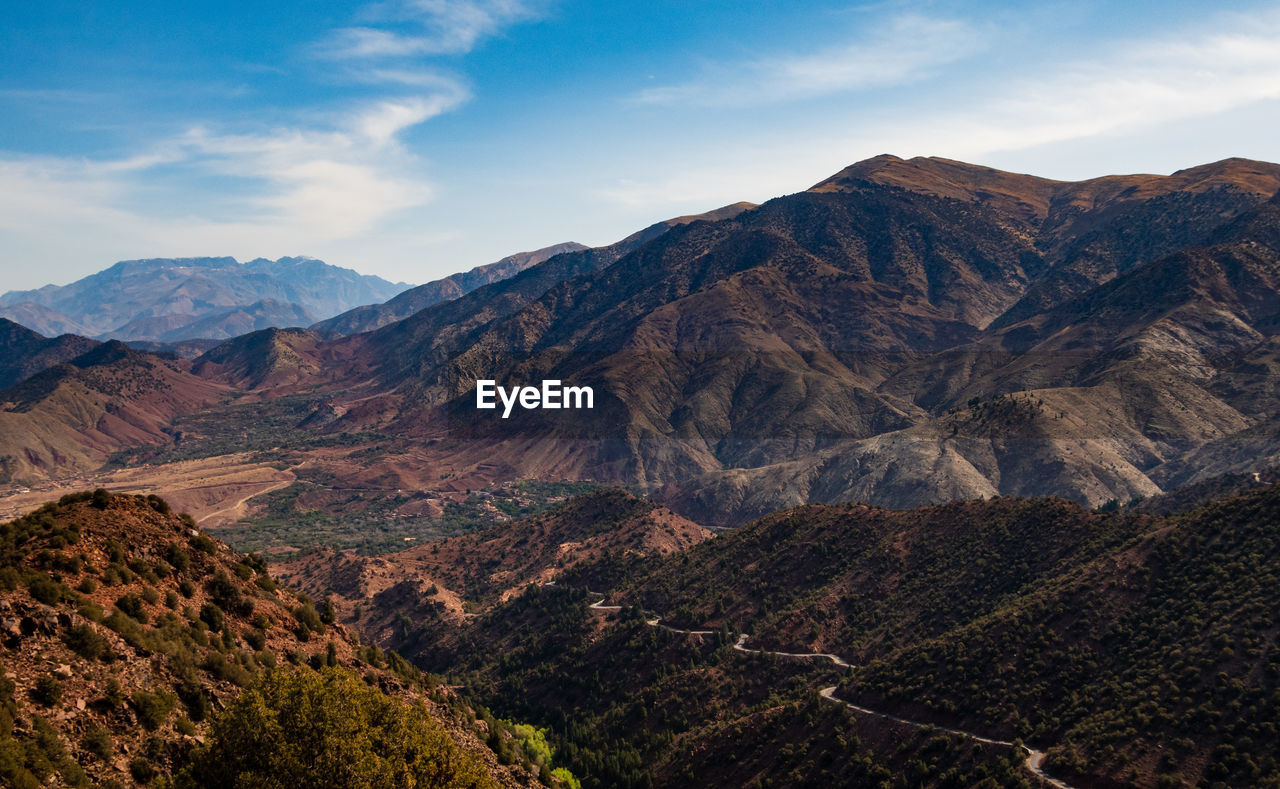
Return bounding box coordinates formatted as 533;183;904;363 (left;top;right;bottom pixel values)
179;666;499;789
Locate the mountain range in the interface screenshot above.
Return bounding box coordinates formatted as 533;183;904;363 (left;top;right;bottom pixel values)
8;152;1280;788
0;256;410;342
311;475;1280;788
4;156;1280;527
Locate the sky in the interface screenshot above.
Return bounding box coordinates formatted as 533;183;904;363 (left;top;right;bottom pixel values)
3;0;1280;291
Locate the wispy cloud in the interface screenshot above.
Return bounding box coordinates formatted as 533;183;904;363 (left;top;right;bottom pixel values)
962;16;1280;154
603;7;1280;209
635;14;987;107
321;0;540;60
0;93;457;273
0;0;543;287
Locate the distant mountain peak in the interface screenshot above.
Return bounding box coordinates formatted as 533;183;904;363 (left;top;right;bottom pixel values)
0;255;410;342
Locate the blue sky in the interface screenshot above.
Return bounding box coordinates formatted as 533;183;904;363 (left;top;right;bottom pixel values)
3;1;1280;290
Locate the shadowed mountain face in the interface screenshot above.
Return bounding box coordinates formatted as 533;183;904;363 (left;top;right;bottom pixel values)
313;242;589;336
269;155;1280;523
9;156;1280;526
0;256;409;342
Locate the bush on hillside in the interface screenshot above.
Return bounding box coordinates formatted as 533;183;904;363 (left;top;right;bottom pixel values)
178;666;499;789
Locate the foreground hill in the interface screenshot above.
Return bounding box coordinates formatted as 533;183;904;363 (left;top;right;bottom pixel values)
0;491;549;788
0;256;408;342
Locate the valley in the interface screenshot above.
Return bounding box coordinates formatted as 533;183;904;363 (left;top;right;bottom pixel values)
10;3;1280;786
270;481;1280;788
5;154;1280;787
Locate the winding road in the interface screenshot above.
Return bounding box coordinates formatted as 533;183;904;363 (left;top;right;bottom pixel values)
585;591;1076;789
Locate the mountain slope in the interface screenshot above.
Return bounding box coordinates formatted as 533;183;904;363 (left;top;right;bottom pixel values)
0;318;99;390
13;155;1280;528
296;157;1280;523
112;298;317;343
367;483;1280;789
0;491;542;788
842;483;1280;788
0;342;226;482
277;489;711;638
313;242;588;336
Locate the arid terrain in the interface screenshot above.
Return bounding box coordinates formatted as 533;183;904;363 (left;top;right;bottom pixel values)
7;156;1280;543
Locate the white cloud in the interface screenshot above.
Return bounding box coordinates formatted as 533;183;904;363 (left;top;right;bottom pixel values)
0;0;543;289
603;8;1280;209
0;94;454;284
635;14;988;107
322;0;539;59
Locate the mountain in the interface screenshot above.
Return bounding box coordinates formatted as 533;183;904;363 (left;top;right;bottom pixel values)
0;302;92;338
313;242;589;336
314;205;757;338
192;327;328;390
10;155;1280;527
0;341;226;482
0;318;98;389
111;299;317;344
0;490;549;788
288;155;1280;524
0;256;409;342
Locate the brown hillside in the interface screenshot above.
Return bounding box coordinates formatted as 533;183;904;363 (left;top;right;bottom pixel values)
0;491;541;788
276;489;711;640
0;343;227;483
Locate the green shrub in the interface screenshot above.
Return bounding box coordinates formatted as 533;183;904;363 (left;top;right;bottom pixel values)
199;604;225;632
82;728;113;760
190;534;216;555
244;629;266;651
131;690;176;730
146;494;172;515
0;566;20;591
63;624;112;661
166;543;191;573
115;593;149;624
200;652;251;687
129;758;156;783
180;666;500;788
33;676;63;707
27;574;63;605
100;679;126;710
293;604;324;634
